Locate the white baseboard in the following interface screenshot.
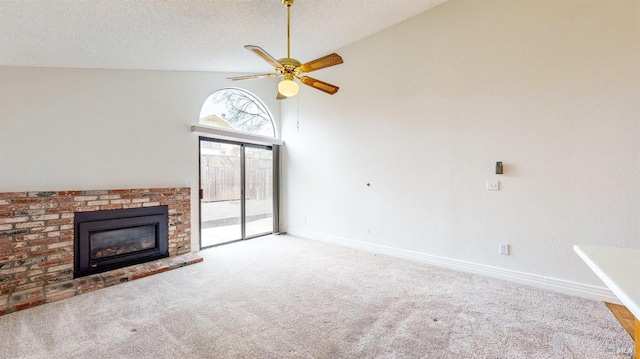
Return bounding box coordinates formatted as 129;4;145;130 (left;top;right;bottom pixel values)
286;228;621;305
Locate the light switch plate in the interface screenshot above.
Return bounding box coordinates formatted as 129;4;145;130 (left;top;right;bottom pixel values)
486;180;499;191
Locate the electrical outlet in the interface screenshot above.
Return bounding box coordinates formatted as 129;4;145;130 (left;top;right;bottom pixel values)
499;243;510;255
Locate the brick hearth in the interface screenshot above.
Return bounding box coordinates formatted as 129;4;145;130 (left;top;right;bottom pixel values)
0;187;198;316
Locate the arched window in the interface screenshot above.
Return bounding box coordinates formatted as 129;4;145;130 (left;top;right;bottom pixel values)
199;88;276;138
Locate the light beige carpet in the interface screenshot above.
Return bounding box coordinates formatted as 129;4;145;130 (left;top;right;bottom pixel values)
0;235;634;358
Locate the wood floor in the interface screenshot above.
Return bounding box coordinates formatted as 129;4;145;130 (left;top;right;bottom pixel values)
605;302;639;359
606;302;636;339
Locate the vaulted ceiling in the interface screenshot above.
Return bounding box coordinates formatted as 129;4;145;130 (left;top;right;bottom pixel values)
0;0;448;73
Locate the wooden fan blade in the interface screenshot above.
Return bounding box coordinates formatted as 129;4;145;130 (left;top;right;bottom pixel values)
227;73;277;81
299;76;339;95
276;92;287;100
299;53;343;73
245;45;284;69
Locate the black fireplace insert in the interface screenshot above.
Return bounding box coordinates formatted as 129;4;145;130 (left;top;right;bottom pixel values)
74;205;169;278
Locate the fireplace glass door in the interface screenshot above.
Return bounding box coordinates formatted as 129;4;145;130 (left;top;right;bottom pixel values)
199;138;276;248
90;225;156;259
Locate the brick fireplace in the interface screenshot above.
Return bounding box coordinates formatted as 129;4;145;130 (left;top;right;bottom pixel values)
0;187;199;316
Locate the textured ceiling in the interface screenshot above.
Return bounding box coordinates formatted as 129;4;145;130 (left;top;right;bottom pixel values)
0;0;448;73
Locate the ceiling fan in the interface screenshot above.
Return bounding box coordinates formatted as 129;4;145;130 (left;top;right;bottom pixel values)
228;0;343;99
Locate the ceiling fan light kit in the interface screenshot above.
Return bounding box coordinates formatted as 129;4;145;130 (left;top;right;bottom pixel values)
228;0;343;99
278;76;299;97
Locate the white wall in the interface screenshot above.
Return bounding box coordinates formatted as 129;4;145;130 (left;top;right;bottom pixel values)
0;66;281;251
281;0;639;300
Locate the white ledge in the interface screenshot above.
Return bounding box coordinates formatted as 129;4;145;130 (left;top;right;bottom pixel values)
191;125;284;146
574;244;640;319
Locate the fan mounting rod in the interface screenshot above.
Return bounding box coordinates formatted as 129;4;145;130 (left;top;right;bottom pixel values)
283;0;294;58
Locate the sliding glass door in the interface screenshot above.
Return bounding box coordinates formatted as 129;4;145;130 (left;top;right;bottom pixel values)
199;138;275;248
244;146;274;238
200;140;242;246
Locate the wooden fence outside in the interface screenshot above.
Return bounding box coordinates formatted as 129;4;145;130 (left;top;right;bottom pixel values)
200;155;272;202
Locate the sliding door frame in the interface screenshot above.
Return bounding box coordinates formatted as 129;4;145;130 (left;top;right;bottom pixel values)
198;136;279;249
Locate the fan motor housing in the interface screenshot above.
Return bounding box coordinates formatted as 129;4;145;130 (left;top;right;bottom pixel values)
277;58;301;73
